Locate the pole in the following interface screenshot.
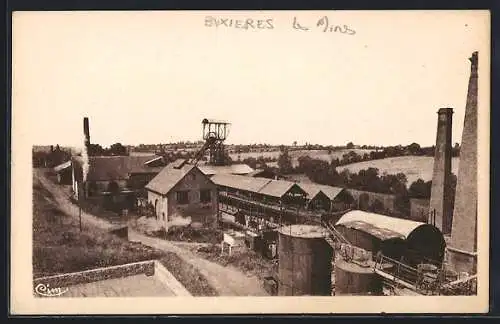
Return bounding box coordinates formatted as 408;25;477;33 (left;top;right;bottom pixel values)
79;181;82;232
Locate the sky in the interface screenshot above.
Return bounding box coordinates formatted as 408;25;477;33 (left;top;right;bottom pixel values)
13;10;490;148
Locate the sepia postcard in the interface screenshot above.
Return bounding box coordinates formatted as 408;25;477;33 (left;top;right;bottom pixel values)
10;10;490;315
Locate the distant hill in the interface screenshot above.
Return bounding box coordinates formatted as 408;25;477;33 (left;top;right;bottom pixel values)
336;156;460;186
232;149;375;168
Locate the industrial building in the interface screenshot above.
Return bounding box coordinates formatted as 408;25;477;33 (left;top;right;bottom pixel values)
334;210;446;267
145;160;218;229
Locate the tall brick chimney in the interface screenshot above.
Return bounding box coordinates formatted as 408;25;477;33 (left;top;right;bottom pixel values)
83;117;90;148
447;51;478;274
429;107;454;234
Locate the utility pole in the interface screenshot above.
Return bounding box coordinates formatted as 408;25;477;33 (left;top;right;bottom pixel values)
79;181;82;232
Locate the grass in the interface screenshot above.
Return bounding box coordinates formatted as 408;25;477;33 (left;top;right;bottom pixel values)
190;244;277;282
33;181;162;277
336;156;460;186
152;226;223;245
33;174;217;296
159;253;218;296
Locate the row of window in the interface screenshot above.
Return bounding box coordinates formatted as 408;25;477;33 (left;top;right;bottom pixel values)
176;189;212;204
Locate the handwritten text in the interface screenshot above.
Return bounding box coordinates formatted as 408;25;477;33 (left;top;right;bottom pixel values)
205;16;274;30
294;16;356;35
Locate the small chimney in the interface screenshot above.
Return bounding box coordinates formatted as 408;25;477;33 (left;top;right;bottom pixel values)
429;107;454;234
83;117;90;147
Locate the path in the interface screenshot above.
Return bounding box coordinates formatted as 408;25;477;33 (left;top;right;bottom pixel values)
34;169;114;230
35;169;268;296
129;230;268;296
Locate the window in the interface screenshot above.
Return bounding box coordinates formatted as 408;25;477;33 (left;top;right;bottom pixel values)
176;191;189;204
200;189;211;203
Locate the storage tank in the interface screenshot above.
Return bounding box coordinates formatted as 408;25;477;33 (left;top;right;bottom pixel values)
278;224;333;296
334;259;384;296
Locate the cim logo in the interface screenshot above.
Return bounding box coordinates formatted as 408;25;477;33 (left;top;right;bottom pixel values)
34;283;68;297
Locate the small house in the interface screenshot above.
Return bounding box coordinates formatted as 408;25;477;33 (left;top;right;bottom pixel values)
145;161;217;230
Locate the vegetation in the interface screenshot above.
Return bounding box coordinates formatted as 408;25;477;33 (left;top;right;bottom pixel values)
88;142;129;156
32;145;71;168
33;175;217;296
33;180;161;277
192;244;277;283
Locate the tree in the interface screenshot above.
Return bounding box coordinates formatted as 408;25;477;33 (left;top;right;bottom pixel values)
408;142;421;155
88;143;106;156
346;142;354;149
108;143;128;156
369;199;385;214
408;179;432;198
277;148;293;174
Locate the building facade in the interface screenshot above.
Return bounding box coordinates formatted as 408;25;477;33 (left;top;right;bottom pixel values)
145;163;217;230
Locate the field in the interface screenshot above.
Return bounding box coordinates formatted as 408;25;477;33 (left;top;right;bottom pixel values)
232;149;375;168
336;156;460;186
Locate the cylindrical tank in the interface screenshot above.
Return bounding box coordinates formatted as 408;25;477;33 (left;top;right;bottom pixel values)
334;260;383;296
278;224;333;296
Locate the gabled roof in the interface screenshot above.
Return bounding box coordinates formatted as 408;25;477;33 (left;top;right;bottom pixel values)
145;163;201;195
198;164;254;176
258;179;306;198
335;210;427;240
297;183;323;199
292;183;344;201
211;173;272;193
72;155;163;181
315;184;345;201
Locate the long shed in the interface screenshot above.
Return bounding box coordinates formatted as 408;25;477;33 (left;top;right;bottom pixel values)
335;210;446;266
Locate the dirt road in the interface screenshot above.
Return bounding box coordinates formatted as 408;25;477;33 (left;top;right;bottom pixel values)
35;169;268;296
34;169;114;230
128;230;268;296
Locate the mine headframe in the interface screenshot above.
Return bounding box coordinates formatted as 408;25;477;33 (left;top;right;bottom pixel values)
187;119;231;166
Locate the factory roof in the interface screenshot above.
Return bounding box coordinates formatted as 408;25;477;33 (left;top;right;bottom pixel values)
339;220;404;241
53;160;72;172
297;183;323;199
198;164;254;176
335;210;429;240
258;179;307;198
211;173;272;193
315;184;345;201
145;163;209;195
72;155;164;181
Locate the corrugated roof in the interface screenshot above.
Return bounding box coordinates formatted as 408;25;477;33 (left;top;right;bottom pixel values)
339;220;404;241
145;163;198;195
211;174;272;193
335;210;426;239
198;164;254;176
258;179;306;198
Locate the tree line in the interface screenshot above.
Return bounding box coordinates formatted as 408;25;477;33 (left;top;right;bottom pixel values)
275;149;457;217
32;145;72;168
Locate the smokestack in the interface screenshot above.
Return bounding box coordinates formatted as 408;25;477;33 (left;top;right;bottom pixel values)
83;117;90;147
429;107;454;234
81;117;90;184
447;51;478;274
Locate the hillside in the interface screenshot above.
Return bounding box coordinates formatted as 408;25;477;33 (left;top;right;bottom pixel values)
336;156;460;186
234;149;375;168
